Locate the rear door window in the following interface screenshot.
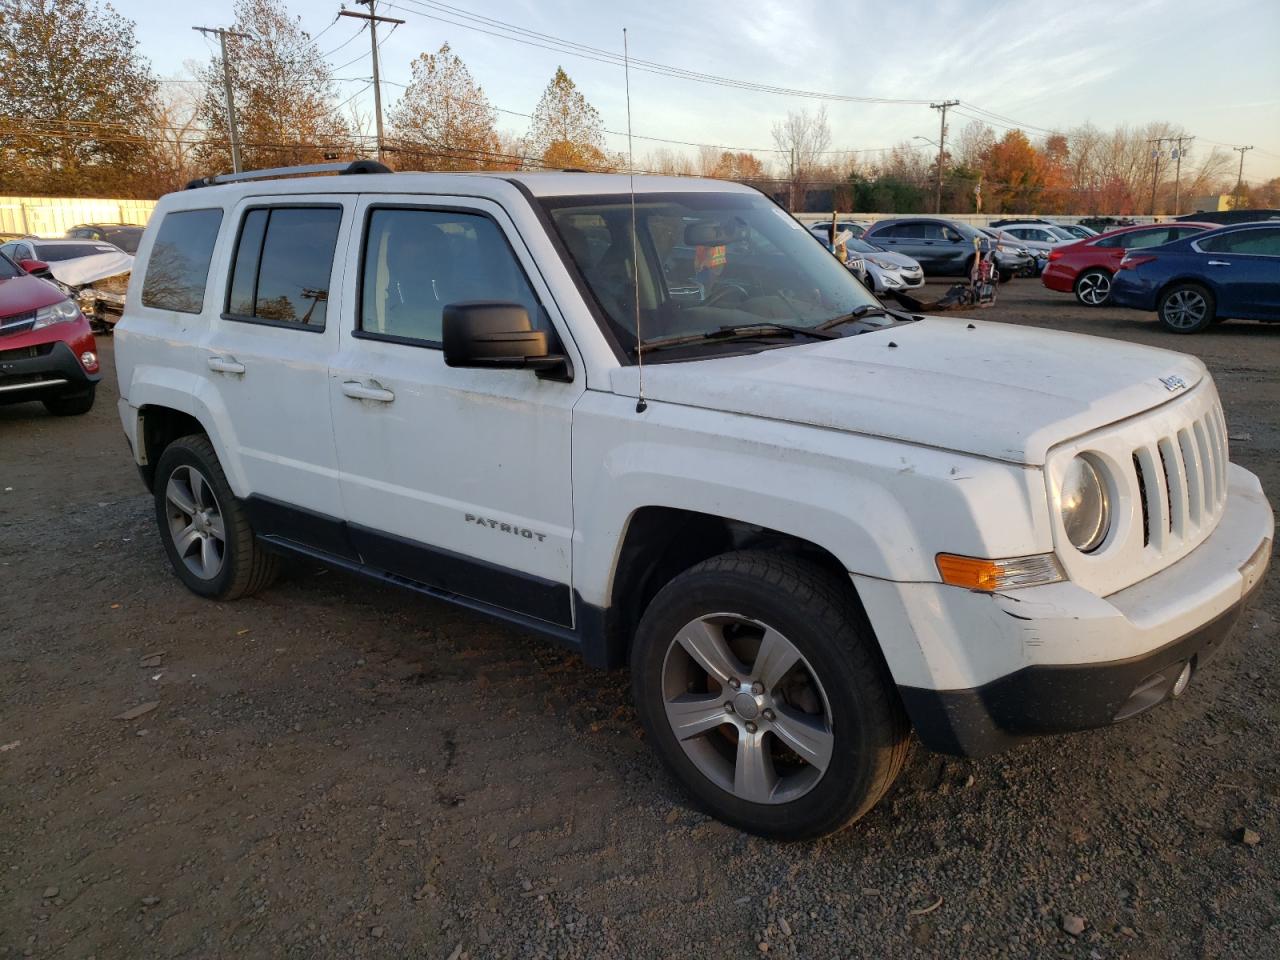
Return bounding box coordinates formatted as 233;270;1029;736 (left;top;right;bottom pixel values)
225;206;342;329
141;208;224;313
1199;227;1280;255
1124;228;1174;249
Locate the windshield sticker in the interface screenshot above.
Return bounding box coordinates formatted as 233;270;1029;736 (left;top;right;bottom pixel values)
772;207;805;229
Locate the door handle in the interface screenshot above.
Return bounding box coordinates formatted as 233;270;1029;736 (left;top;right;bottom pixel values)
341;380;395;403
207;356;245;375
1206;260;1231;266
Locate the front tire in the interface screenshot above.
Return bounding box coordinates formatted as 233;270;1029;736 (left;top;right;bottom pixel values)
1074;269;1112;306
153;435;278;600
1158;283;1216;334
43;384;95;416
631;551;910;840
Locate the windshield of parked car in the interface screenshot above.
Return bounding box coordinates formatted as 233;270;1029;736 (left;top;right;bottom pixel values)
0;252;23;280
101;228;142;254
1047;226;1076;241
34;242;122;261
542;192;885;358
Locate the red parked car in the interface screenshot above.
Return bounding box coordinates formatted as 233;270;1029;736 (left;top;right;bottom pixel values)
1041;221;1215;306
0;250;100;415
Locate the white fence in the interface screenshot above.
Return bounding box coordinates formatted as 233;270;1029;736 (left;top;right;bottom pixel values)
0;196;157;238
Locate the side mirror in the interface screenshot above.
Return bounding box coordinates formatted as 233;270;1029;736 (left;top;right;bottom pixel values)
18;259;51;277
442;301;571;381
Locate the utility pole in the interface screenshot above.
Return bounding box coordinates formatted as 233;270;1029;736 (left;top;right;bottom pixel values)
1146;137;1170;216
1169;135;1193;216
929;101;958;214
340;1;404;163
1232;145;1254;210
193;26;251;172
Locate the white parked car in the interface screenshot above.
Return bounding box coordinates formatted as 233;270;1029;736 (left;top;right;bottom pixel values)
115;163;1274;839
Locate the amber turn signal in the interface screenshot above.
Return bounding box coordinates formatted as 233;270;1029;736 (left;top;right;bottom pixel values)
936;553;1065;591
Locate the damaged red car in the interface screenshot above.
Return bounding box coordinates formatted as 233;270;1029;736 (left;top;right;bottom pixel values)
0;250;100;415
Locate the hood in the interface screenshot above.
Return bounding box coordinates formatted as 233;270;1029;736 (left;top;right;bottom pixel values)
46;251;133;288
0;272;67;317
865;250;921;270
611;317;1205;465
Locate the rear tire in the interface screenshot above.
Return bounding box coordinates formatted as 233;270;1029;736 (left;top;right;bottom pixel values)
153;435;279;600
42;384;95;416
1158;283;1216;334
631;550;910;840
1074;269;1112;306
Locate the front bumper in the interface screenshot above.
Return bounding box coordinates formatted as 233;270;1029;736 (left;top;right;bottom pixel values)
0;326;100;403
857;464;1273;757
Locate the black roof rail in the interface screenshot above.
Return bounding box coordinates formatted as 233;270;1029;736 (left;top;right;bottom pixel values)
185;159;392;190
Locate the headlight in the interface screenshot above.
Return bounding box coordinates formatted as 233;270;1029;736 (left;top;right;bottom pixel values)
1061;455;1111;552
870;258;896;269
32;298;81;330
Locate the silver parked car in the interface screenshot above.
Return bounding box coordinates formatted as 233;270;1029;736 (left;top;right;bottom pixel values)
807;225;923;293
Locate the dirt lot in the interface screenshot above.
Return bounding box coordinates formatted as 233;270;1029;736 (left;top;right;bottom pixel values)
2;282;1277;960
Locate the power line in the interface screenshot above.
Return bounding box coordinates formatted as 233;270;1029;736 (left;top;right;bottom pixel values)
380;0;939;106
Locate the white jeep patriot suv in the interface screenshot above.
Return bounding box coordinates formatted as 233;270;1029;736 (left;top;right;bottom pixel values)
115;161;1273;839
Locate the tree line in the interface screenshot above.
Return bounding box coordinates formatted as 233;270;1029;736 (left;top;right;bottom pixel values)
2;0;1275;214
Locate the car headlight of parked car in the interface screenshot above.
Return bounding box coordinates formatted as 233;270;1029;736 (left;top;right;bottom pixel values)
1060;455;1111;552
32;298;81;330
869;258;897;270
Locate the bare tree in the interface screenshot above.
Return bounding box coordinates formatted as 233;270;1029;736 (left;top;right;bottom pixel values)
772;106;832;208
144;65;205;194
954;119;995;171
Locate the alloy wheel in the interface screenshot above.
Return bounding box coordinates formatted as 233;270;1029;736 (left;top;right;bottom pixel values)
660;613;834;805
165;464;226;580
1078;272;1111;305
1161;289;1208;330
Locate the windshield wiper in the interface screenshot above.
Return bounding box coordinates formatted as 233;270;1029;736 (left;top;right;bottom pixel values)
816;303;918;330
635;322;837;355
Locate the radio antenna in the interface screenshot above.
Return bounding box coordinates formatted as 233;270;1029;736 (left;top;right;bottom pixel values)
624;27;647;414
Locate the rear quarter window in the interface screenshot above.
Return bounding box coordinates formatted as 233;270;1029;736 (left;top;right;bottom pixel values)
141;209;224;314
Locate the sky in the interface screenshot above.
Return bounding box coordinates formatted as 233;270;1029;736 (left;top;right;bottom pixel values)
124;0;1280;182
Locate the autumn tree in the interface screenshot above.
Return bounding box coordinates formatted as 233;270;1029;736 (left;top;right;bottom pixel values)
388;43;500;170
980;130;1048;213
197;0;353;172
527;67;612;170
0;0;159;196
705;151;766;181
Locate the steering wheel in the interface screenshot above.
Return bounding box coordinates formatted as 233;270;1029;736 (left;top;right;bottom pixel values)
702;279;750;308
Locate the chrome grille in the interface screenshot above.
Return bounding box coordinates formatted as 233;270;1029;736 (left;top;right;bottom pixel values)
0;310;36;337
1133;404;1228;550
1047;378;1231;597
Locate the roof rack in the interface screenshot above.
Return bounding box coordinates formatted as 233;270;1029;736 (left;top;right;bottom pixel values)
185;159;391;190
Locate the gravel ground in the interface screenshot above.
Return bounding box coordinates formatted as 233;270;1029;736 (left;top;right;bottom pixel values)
1;282;1277;959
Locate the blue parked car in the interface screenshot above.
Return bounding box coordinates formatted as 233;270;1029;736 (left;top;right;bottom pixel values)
1109;222;1280;333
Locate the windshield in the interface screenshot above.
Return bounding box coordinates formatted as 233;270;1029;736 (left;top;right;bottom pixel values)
847;237;881;254
34;242;121;261
542;191;883;359
1047;226;1076;241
